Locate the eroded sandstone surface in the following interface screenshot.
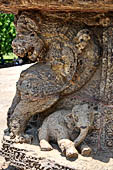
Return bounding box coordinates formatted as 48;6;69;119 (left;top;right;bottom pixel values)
0;1;113;170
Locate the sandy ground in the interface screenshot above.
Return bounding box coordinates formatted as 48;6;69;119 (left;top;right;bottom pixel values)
0;64;32;169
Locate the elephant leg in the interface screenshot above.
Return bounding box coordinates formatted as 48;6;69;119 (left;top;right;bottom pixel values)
7;90;21;129
39;140;53;151
39;126;53;151
9;94;59;143
9;100;39;143
57;129;78;158
78;141;92;156
58;139;78;158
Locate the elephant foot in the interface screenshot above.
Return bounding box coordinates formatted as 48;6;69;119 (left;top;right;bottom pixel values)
10;133;33;144
40;139;53;151
78;143;92;156
81;147;92;156
58;139;78;159
66;147;78;158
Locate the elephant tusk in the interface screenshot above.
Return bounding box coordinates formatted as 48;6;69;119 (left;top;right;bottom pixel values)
74;126;89;147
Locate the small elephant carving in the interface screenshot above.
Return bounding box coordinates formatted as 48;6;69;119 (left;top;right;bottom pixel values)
38;104;94;158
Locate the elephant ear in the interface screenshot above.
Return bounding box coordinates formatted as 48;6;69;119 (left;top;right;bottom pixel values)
64;113;76;129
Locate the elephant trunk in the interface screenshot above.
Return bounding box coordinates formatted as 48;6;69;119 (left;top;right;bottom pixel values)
74;126;89;147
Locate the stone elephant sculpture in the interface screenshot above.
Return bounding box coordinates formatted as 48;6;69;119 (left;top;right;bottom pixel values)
39;104;94;158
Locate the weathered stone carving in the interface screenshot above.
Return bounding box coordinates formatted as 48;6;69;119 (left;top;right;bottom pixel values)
0;1;113;170
39;104;94;158
1;0;113;13
7;11;100;146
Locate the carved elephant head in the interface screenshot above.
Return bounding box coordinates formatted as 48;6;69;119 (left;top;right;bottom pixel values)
71;104;94;147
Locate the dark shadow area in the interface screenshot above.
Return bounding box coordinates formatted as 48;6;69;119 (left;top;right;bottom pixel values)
91;148;113;163
0;56;34;69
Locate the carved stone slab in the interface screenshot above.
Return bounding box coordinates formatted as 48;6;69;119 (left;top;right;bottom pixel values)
1;0;113;13
1;135;113;170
